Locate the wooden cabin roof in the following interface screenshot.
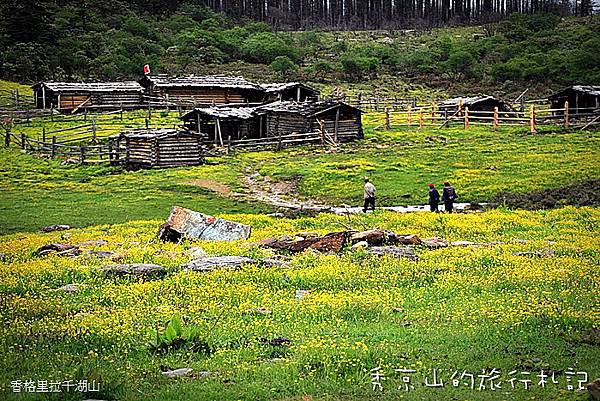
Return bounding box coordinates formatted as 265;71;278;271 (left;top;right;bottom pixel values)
32;81;143;92
439;95;502;107
112;128;201;140
140;75;263;91
549;86;600;99
255;101;360;116
261;82;318;94
182;106;258;121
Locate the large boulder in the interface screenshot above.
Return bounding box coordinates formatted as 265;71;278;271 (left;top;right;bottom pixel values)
101;263;166;278
350;229;399;246
159;206;252;242
36;243;80;257
259;231;351;253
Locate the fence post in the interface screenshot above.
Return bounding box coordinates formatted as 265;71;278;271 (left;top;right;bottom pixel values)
357;93;362;109
564;101;569;129
419;110;424;129
108;141;113;163
14;90;19;108
493;107;498;131
408;106;412;126
464;107;469;130
120;105;123;121
4;130;9;147
84;108;88;122
80;145;85;164
145;118;149;130
385;107;390;131
530;105;536;134
319;119;325;145
92;118;97;142
51;136;56;158
458;98;463;117
42;127;46;143
21;133;26;149
227;135;231;155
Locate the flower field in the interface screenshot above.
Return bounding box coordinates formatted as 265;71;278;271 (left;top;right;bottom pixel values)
0;207;598;400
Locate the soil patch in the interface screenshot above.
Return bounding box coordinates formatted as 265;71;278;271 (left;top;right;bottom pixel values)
188;179;232;196
490;180;599;210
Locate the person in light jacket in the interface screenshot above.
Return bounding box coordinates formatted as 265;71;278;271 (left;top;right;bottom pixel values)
363;177;376;213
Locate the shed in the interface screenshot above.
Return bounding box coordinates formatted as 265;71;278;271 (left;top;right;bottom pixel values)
438;96;513;115
181;106;260;145
261;83;320;102
111;129;204;169
255;101;363;142
32;82;144;110
548;86;600;115
138;75;265;106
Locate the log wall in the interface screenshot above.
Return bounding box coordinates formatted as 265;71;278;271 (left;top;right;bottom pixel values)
125;135;203;168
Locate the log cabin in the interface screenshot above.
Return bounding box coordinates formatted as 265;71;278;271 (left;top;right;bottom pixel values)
32;82;144;111
181;106;260;145
255;101;363;143
138;75;265;107
110;129;204;169
438;95;513;117
548;86;600;115
182;101;363;145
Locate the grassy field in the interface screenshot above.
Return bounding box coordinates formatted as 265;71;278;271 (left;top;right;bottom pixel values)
1;93;599;400
0;208;598;400
1;108;598;234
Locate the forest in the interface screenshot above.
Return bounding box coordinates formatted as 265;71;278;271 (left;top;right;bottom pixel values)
0;0;599;91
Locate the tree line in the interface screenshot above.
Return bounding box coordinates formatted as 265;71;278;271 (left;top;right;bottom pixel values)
207;0;592;29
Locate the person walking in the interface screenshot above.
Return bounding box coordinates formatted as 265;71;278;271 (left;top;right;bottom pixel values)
442;181;457;213
363;177;376;213
428;183;440;212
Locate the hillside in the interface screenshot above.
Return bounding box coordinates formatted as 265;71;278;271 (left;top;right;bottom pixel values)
1;0;599;98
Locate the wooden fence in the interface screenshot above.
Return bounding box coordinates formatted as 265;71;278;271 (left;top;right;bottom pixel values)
374;102;600;132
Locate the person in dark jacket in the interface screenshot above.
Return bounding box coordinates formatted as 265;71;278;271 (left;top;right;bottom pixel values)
442;181;457;213
428;183;440;212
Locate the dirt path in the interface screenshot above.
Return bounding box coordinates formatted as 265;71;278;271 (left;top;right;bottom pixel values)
242;171;331;211
241;170;485;213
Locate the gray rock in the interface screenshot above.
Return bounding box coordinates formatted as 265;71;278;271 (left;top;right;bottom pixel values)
368;246;419;261
40;225;72;233
77;240;108;247
161;368;193;378
421;237;450;248
101;263;166;278
451;240;479;246
295;290;310;300
184;256;255;272
512;248;555;257
57;283;84;292
186;247;207;259
87;250;117;259
197;371;213;379
261;258;290;268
